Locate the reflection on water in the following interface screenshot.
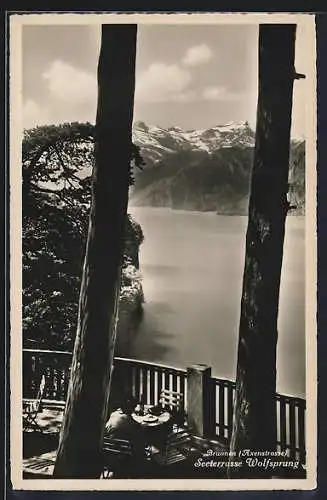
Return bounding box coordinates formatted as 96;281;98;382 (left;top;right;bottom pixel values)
126;207;305;398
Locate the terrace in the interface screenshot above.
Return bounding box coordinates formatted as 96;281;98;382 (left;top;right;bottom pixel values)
22;348;306;479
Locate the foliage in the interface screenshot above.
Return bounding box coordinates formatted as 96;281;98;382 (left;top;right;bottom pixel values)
23;122;144;349
120;260;144;305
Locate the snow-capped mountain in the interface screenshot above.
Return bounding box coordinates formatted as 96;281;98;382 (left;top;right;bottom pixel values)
130;120;305;215
132;120;255;162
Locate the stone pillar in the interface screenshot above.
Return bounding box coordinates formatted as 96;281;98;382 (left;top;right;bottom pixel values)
186;364;213;438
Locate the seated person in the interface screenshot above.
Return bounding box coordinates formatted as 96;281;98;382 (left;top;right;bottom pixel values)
104;400;136;437
103;398;147;478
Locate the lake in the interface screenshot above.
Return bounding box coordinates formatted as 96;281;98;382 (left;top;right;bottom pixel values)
126;206;305;398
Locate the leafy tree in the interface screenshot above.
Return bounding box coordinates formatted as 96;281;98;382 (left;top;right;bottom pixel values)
23;122;144;350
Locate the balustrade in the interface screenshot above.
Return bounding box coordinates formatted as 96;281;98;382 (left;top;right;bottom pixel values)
22;349;306;464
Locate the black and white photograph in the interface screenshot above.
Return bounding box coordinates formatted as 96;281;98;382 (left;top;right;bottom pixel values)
10;12;317;490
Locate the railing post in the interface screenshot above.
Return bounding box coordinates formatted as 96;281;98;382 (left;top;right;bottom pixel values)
186;364;213;438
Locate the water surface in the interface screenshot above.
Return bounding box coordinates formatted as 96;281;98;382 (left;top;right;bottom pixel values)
126;207;305;398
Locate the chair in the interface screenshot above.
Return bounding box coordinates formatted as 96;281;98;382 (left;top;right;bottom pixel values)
148;389;190;466
23;375;46;432
159;389;186;428
23;450;56;478
151;426;195;466
152;431;229;469
102;436;134;478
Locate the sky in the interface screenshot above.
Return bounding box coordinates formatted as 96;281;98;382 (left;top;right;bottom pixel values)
22;22;309;138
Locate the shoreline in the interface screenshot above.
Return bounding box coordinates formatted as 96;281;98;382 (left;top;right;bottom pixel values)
129;204;305;218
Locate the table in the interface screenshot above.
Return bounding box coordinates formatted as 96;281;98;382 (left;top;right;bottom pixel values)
131;407;171;428
131;406;172;456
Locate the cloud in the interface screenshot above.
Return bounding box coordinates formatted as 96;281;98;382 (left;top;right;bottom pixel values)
202;86;226;100
23;99;49;129
22;60;98;128
42;60;97;104
135;62;192;103
182;44;213;67
202;86;244;102
172;90;197;103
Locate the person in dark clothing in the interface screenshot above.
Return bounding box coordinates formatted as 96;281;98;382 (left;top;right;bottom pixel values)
103;398;147;478
104;401;135;436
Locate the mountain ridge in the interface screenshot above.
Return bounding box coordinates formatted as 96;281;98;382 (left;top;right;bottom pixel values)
131;121;305;216
132;120;257;162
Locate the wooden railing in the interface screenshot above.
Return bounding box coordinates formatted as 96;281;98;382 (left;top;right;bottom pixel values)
111;358;187;410
276;393;306;463
22;349;187;407
212;377;236;443
23;349;72;402
22;349;306;463
212;376;306;463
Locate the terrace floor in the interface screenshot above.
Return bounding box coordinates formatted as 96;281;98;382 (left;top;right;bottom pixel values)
23;404;232;479
22;404;306;480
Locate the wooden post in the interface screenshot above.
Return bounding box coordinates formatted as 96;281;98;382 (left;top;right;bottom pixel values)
187;364;212;438
228;24;297;478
